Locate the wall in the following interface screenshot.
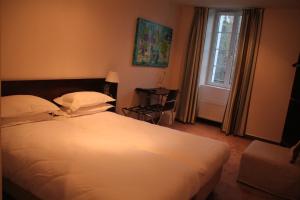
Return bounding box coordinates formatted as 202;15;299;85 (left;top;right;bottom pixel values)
0;1;3;195
170;6;300;142
246;8;300;142
167;5;194;89
2;1;299;142
198;85;229;122
1;0;178;111
0;0;2;196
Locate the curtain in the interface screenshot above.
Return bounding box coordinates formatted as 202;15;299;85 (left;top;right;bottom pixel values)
222;8;264;135
177;7;208;124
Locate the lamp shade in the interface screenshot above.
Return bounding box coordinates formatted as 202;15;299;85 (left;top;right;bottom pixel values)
105;71;119;83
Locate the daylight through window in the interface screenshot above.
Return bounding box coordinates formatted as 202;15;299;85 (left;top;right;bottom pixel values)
206;10;242;89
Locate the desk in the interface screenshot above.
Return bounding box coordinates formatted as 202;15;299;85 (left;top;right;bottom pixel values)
122;87;172;123
135;87;169;106
135;87;169;96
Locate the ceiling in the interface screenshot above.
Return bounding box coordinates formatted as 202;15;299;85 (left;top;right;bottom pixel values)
174;0;300;8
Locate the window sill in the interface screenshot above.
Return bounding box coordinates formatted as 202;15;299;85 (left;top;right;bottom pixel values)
200;84;230;92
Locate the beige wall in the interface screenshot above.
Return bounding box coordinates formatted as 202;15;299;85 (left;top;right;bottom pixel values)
1;0;178;111
198;85;229;122
0;0;2;196
170;6;300;142
2;1;299;142
167;5;194;89
246;9;300;142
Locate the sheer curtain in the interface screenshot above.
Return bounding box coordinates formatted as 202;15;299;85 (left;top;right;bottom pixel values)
222;8;264;135
177;7;209;123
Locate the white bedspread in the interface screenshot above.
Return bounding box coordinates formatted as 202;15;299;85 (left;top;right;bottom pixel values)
1;112;229;200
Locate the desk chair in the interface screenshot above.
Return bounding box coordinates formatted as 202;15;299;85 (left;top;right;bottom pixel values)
148;89;179;125
122;90;178;125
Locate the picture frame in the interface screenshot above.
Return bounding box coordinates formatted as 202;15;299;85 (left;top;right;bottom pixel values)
132;18;173;67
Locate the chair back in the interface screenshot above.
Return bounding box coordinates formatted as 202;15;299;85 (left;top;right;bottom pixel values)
163;90;178;111
166;90;178;101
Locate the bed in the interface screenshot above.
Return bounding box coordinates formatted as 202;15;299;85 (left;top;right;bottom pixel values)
1;79;230;200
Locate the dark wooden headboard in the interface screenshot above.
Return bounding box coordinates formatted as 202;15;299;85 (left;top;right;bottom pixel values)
1;79;118;106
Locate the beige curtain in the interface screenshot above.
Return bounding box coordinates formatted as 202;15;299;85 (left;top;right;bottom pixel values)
222;8;264;135
177;7;208;123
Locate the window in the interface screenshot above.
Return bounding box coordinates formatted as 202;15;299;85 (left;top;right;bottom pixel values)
206;10;242;89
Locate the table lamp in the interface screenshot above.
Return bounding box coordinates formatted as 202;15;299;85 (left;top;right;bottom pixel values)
104;71;119;96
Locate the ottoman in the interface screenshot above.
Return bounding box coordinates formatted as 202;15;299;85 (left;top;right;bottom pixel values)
238;140;300;200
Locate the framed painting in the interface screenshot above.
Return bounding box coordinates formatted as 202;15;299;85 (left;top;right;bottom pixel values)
133;18;173;67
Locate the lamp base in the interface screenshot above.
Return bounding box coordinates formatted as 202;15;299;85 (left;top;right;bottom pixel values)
104;83;111;96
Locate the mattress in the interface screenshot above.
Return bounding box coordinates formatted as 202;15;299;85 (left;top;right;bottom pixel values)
1;112;230;200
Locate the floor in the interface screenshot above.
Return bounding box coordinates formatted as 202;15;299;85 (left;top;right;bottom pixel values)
168;121;283;200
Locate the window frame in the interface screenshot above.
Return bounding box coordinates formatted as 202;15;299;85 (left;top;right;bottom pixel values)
205;10;242;89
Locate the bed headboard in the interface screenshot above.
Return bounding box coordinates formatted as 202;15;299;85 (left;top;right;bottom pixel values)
1;79;118;105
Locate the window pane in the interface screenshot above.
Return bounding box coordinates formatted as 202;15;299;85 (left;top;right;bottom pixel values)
213;50;229;66
206;10;242;88
219;15;234;32
216;33;232;50
212;65;226;84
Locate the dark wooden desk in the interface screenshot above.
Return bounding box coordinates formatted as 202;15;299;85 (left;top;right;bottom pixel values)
135;87;169;106
135;87;169;95
122;87;170;123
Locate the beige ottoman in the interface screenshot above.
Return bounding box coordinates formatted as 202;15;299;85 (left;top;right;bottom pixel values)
238;140;300;200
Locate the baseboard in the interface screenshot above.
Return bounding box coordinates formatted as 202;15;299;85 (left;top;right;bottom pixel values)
176;118;281;146
196;117;222;128
244;134;281;146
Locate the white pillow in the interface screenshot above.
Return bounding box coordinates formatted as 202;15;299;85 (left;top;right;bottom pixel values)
1;95;60;118
1;113;54;128
54;91;115;111
63;103;114;117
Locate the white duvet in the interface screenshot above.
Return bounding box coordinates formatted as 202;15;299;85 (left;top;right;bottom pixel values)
1;112;229;200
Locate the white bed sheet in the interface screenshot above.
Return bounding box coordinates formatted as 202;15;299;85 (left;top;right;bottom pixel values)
1;112;229;200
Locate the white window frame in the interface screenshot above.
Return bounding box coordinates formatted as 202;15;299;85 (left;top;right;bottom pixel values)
206;10;242;89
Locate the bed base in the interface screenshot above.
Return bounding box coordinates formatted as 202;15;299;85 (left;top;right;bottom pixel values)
3;167;223;200
193;167;222;200
3;178;40;200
